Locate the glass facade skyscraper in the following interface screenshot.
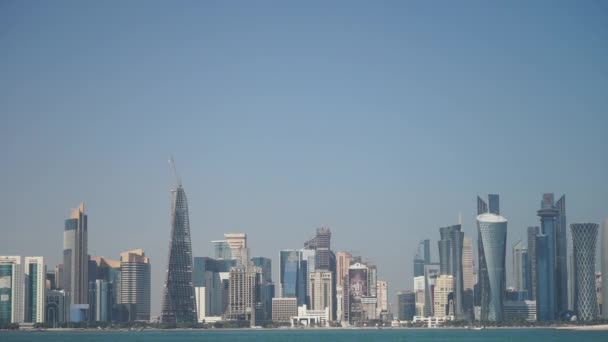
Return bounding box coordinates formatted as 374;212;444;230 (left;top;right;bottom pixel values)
476;194;499;320
555;195;568;315
536;193;558;321
63;203;88;314
0;256;22;323
438;225;464;318
161;181;197;323
571;223;599;321
24;257;45;323
477;213;507;321
526;226;539;300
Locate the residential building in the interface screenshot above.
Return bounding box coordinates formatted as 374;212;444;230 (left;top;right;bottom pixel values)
571;223;599;321
120;249;151;321
225;264;261;324
308;271;333;314
433;275;454;317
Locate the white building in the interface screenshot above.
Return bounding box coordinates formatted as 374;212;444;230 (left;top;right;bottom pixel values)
224;233;247;264
414;276;425;316
433;275;454;317
292;305;330;327
308;271;333;316
24;257;45;323
376;280;388;318
0;256;22;323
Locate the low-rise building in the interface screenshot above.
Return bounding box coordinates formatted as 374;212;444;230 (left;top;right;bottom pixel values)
272;297;297;323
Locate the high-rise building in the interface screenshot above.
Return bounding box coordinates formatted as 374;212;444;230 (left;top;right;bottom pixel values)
512;241;528;292
476;194;499;322
279;249;315;306
63;203;88;310
603;219;608;319
161;166;197;323
376;280;388;317
488;194;500;215
555;195;568;315
536;193;558;321
304;228;332;270
347;263;368;324
526;226;539;300
24;257;45;323
251;257;272;284
421;239;431;265
90;256;121;306
308;271;333;314
225;264;261;324
120;249;151;321
571;223;599;321
413;276;425;316
413;257;425;277
437;224;464;318
88;279;113;321
462;238;474;291
434;275;454;317
397;291;415;321
336;251;352;287
272;297;297;323
0;256;22;323
423;263;440;317
212;240;232;260
192;257;235;319
45;289;66;325
224;234;247;264
477;213;507;321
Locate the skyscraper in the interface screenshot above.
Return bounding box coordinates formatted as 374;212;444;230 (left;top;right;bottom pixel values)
224;234;247;264
251;257;272;284
336;251;352;287
308;270;333;313
571;223;599;321
421;239;431;265
437;224;464;318
526;226;539;300
536;193;558;321
462;238;474;291
120;249;151;321
376;280;388;316
488;194;500;215
212;240;232;260
602;219;608;319
512;241;528;292
434;275;454;317
225;264;261;324
397;291;415;321
555;195;568;315
0;256;22;323
304;228;331;270
477;213;507;321
161;163;197;323
476;194;499;321
63;203;88;310
24;257;45;323
423;263;440;317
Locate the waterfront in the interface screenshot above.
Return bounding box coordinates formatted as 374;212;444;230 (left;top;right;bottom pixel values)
2;328;608;342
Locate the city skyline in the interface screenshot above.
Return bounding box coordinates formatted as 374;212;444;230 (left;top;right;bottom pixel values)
2;1;607;319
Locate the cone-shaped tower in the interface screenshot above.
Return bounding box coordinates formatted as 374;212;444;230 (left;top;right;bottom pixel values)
161;159;197;323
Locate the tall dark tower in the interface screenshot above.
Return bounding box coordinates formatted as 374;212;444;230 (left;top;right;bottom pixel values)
555;195;568;315
161;159;197;323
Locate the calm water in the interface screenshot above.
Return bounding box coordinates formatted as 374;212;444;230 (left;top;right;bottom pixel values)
1;329;607;342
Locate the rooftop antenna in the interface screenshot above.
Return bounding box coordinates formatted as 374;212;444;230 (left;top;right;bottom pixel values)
169;156;182;188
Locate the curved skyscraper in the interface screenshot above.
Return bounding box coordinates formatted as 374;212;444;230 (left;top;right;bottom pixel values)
476;213;507;321
571;223;599;321
161;164;197;323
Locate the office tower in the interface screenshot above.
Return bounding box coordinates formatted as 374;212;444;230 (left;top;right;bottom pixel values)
555;195;568;315
91;256;121;305
336;251;352;287
526;226;539;300
225;264;261;324
63;203;88;309
272;297;297;322
304;227;331;270
603;219;608;319
308;271;333;313
423;263;440;317
212;240;232;260
120;249;151;321
45;290;66;325
224;234;247;264
54;264;64;290
462;238;474;291
397;291;415;321
512;241;528;292
421;239;431;264
434;275;454;317
193;257;235;319
0;256;22;323
280;250;300;299
367;265;378;297
46;271;56;290
536;194;558;320
24;257;45;323
477;213;507;321
413;257;425;277
376;280;388;317
251;257;272;284
347;263;368;324
477;196;488;215
571;223;599;321
161;165;197;323
88;279;113;321
437;224;464;318
488;194;500;215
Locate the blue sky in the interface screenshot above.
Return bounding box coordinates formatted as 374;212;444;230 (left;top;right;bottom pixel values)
1;1;607;316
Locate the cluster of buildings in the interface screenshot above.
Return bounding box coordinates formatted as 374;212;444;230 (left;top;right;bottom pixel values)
2;166;608;328
400;193;608;324
0;204;151;325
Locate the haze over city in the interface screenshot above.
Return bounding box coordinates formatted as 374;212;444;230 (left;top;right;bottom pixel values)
1;1;607;318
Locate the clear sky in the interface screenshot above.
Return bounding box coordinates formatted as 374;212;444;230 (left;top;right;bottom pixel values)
1;1;607;316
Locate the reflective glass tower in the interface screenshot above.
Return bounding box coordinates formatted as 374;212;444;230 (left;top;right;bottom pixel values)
602;219;608;319
571;223;599;321
476;194;499;321
63;203;88;310
555;195;568;315
161;162;197;323
476;213;507;321
526;226;539;300
536;194;558;321
438;225;464;318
